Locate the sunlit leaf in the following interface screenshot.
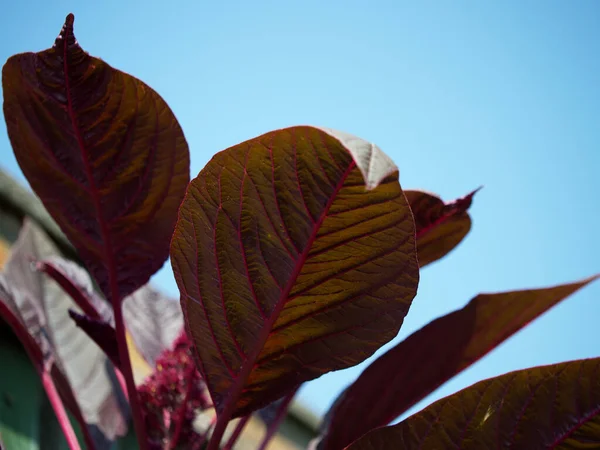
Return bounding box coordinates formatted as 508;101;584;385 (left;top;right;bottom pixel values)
405;188;479;267
319;275;598;450
1;14;190;301
347;358;600;449
171;126;419;418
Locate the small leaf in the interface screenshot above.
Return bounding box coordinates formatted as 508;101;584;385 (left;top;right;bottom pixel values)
36;259;105;320
171;126;419;417
38;256;184;369
405;188;479;267
347;358;600;449
320;275;599;450
0;220;128;447
2;14;190;301
68;310;120;368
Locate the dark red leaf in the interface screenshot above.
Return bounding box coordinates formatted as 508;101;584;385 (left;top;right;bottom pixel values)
2;14;190;302
68;309;120;368
405;188;480;267
171;126;419;418
347;358;600;449
320;275;599;450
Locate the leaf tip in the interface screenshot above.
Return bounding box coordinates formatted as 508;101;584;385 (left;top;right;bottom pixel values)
452;186;483;213
54;13;76;48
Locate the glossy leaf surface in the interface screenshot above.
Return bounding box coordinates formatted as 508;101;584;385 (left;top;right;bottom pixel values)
405;189;478;267
2;14;190;301
320;275;599;450
347;358;600;449
171;126;419;417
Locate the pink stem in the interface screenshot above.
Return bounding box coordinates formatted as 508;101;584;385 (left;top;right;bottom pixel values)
36;261;101;319
207;408;231;450
115;368;129;402
192;417;216;450
169;366;196;449
113;299;148;450
41;371;82;450
258;388;299;450
222;415;250;450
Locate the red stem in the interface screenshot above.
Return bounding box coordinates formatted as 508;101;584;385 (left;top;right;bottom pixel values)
191;417;216;450
115;369;129;402
36;261;101;320
258;388;298;450
0;303;97;449
113;300;148;450
222;415;250;450
169;365;196;449
207;408;230;450
37;262;130;404
41;371;82;450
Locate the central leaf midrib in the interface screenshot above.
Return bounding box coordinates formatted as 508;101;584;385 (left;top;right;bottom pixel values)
61;33;119;302
217;158;357;416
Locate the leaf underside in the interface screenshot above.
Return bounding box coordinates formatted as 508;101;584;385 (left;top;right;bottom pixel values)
1;14;189;301
171;126;419;417
40;255;184;369
405;189;477;267
347;358;600;449
0;220;128;448
320;275;598;450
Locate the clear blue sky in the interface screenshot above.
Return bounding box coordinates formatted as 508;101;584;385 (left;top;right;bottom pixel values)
1;1;599;421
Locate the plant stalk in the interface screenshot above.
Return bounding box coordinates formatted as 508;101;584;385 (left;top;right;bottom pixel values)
42;371;82;450
169;365;196;449
222;415;251;450
258;388;298;450
114;299;149;450
207;410;230;450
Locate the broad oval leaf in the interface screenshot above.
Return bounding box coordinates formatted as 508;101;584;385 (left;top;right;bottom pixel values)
319;275;598;450
1;14;190;301
405;188;479;267
171;126;419;417
347;358;600;449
